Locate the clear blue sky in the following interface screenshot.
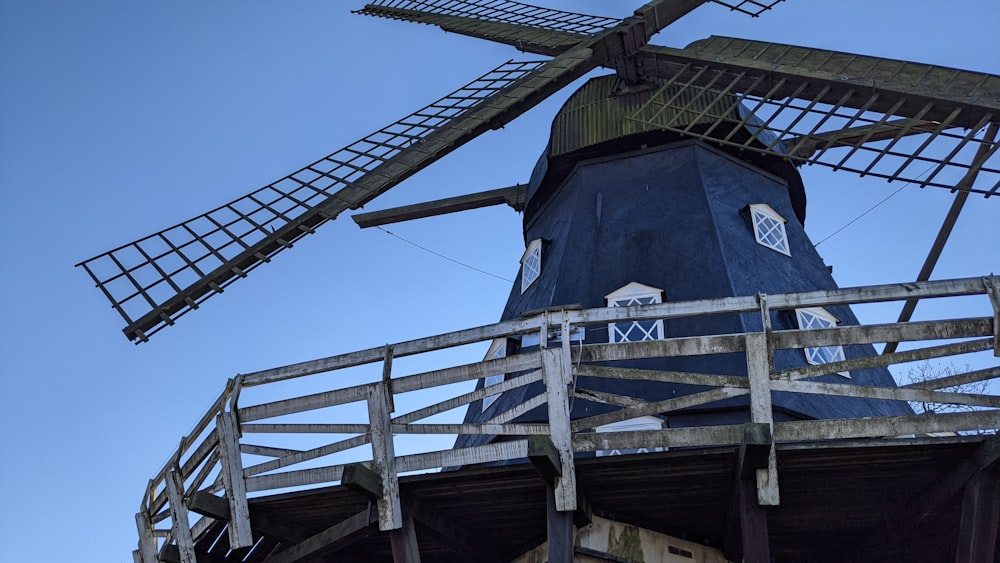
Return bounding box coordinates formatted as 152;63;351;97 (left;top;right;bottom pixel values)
1;1;997;560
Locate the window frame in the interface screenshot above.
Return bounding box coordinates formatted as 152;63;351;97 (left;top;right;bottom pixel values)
749;203;791;256
605;282;665;343
795;307;850;378
520;238;543;294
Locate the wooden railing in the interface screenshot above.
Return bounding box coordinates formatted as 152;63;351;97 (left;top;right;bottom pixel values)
133;275;1000;563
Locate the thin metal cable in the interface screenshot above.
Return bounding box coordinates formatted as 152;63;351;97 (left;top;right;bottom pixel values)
375;226;514;282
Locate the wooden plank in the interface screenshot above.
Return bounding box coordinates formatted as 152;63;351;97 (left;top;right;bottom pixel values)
392;370;542;424
543;339;576;512
577;333;747;363
738;423;772;479
393;423;549;435
396;439;529;473
901;365;1000;391
771;317;993;350
986;275;1000;356
368;382;403;531
575;364;747;388
188;491;229;520
745;332;779;506
240;444;303;458
389;509;422;563
351;184;527;228
163;470;196;563
774;410;1000;442
956;467;1000;563
571;387;748;432
217;410;253;548
245;463;346;493
573;388;649;409
489;393;547;424
771;379;1000;408
243;434;369;478
261;506;376;563
573;424;748;452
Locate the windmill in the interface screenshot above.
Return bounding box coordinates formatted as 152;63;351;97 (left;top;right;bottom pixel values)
78;1;1000;562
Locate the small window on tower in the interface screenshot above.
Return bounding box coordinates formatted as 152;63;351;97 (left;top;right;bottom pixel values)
521;239;542;293
796;307;849;378
481;338;507;411
606;282;665;343
749;203;790;256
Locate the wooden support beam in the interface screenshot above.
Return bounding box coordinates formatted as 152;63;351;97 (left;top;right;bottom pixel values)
744;332;779;506
724;423;774;562
188;490;317;546
261;505;377;563
389;509;422;563
955;467;1000;563
368;382;403;531
528;435;562;487
164;470;197;563
342;463;383;501
542;314;576;512
546;485;574;563
738;423;773;479
352;184;527;228
217;409;253;548
986;275;1000;357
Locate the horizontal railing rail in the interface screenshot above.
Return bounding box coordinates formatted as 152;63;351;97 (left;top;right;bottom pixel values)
134;275;1000;563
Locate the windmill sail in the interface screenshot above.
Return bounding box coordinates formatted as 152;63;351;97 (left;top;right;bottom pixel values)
77;53;596;342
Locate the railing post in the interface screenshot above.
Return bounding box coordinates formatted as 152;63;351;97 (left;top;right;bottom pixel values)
217;408;253;548
985;276;1000;357
164;469;197;563
135;509;158;563
745;331;780;506
541;310;577;512
368;382;403;531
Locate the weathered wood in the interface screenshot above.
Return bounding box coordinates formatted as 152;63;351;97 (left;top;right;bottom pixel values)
745;332;779;506
245;463;346;493
573;388;650;409
528;435;562;486
771;379;1000;408
242;423;371;434
771;317;993;350
738;423;773;479
135;511;158;563
489;393;547;424
217;409;253;548
393;423;549;435
573;424;749;452
188;491;229;520
240;444;303;458
776;338;995;381
352;184;527;228
738;470;771;563
163;470;196;563
342;463;383;501
571;387;748;432
262;505;376;563
383;344;395;413
575;364;747;388
774;410;1000;442
392;370;542;424
546;485;574;563
955;468;1000;563
543;339;576;512
986;275;1000;356
901;365;1000;391
389;508;422;563
578;333;747;363
396;439;529;473
244;434;370;478
369;382;403;531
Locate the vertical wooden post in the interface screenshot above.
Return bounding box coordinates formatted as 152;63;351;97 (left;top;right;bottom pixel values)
985;276;1000;357
546;484;574;563
389;507;422;563
368;382;403;531
955;468;1000;563
745;332;779;506
164;469;197;563
135;510;158;563
217;409;253;548
541;310;576;512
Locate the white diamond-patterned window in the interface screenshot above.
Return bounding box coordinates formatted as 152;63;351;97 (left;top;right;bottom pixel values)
520;239;542;293
595;416;666;457
481;338;507;411
606;282;665;343
749;203;790;256
796;307;849;378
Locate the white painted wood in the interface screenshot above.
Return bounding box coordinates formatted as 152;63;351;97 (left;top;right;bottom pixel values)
543;331;577;512
745;332;779;506
135;511;158;563
217;410;253;548
368;382;402;531
164;469;197;563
